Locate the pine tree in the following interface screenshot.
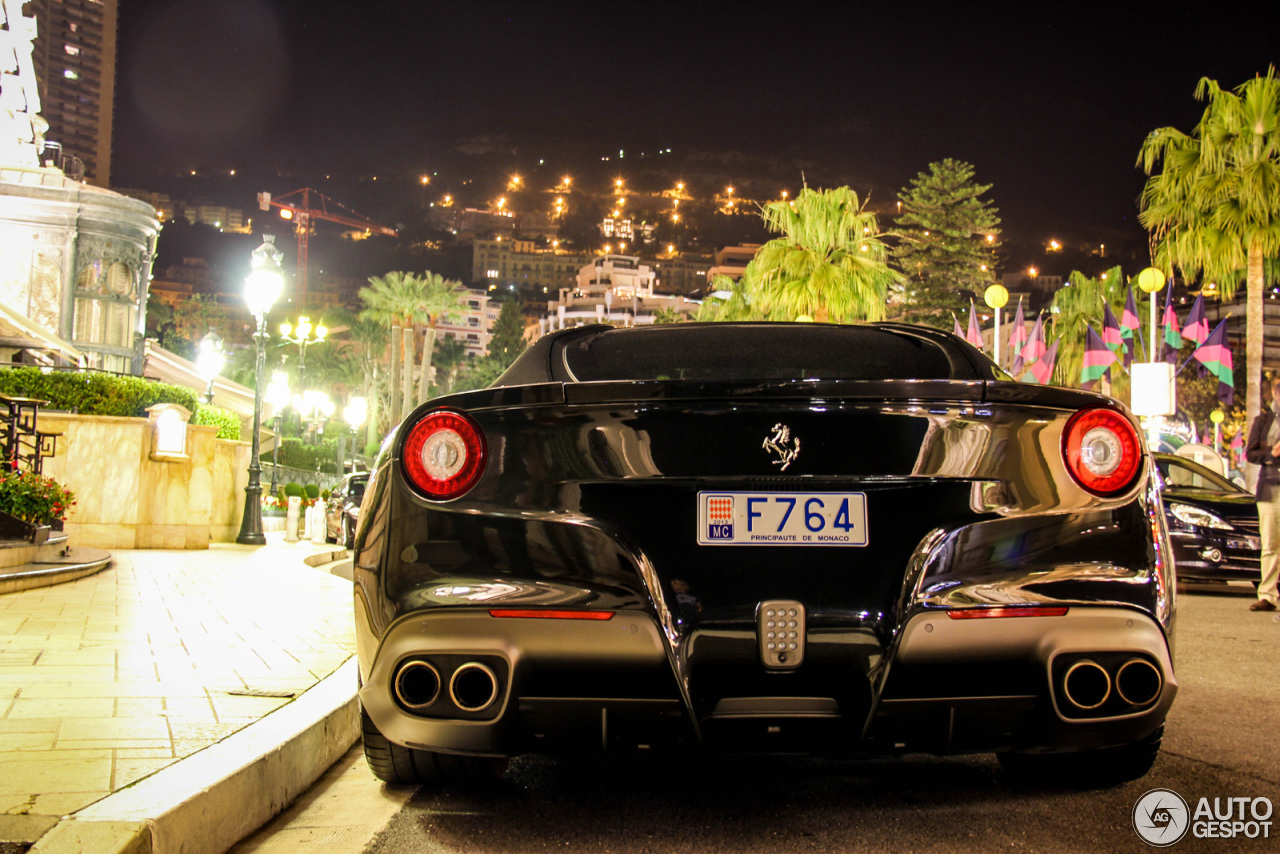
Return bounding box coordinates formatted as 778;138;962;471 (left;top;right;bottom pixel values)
893;159;1001;329
487;297;527;367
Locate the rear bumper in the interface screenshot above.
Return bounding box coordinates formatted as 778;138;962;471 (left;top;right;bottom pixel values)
873;607;1177;754
358;606;1176;758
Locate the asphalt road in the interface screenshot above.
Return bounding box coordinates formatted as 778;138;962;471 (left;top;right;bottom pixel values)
235;584;1279;854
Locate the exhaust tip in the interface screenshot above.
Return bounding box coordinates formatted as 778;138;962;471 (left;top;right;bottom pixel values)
1116;658;1163;706
1062;659;1111;711
450;662;499;712
394;659;442;710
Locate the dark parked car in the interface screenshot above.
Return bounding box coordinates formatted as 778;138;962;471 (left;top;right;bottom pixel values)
1155;453;1260;583
353;323;1176;788
325;471;367;548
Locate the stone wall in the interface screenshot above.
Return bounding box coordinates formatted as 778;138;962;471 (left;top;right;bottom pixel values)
39;413;250;549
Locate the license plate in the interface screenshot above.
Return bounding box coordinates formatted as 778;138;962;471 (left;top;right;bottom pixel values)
697;492;868;546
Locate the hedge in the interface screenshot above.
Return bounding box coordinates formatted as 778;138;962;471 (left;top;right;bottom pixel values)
274;437;340;474
190;405;241;440
0;367;200;417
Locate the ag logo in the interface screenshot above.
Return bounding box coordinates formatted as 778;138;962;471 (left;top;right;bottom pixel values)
1133;788;1190;846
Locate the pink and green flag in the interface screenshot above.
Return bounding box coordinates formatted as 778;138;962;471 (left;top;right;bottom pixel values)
1022;337;1059;385
1080;325;1118;388
1014;313;1046;378
1101;302;1125;355
966;302;984;350
1007;297;1028;369
1183;295;1208;347
1161;286;1183;363
1192;319;1234;406
1120;287;1141;366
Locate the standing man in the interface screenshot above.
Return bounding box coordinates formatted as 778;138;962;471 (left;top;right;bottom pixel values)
1244;375;1280;612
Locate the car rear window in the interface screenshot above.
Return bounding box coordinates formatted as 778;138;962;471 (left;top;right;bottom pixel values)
561;325;962;382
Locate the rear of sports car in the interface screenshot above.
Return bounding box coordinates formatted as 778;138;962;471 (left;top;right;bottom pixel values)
353;323;1176;786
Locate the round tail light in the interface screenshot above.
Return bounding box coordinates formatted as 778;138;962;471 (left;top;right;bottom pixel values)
402;409;486;501
1062;407;1142;495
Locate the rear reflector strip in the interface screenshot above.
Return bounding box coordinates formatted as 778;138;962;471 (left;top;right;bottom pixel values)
946;607;1070;619
488;609;615;621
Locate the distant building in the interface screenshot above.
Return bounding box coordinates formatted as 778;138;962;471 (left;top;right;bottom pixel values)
433;289;499;359
652;251;713;295
541;254;700;334
452;208;515;241
472;238;588;294
707;244;760;282
30;0;117;186
180;201;248;233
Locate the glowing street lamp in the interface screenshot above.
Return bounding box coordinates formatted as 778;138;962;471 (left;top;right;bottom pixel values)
984;284;1010;368
237;235;285;545
279;316;327;390
195;331;224;404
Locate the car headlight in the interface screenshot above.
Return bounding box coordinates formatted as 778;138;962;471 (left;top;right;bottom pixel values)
1168;502;1232;530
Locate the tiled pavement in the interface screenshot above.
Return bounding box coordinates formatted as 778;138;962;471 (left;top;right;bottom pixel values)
0;535;356;852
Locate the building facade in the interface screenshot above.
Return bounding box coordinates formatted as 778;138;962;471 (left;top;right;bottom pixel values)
30;0;117;187
472;238;589;295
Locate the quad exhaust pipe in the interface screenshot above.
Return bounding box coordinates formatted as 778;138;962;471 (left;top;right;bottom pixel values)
450;662;499;712
1062;659;1111;710
394;660;442;710
1059;656;1164;714
392;658;503;715
1115;658;1163;706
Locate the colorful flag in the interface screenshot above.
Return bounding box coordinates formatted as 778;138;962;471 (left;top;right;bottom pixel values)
1079;325;1119;388
1183;294;1208;347
1101;302;1125;355
1022;337;1059;385
1013;313;1045;377
966;302;983;350
1006;298;1028;369
1192;319;1235;406
953;314;964;338
1120;287;1142;366
1161;286;1183;363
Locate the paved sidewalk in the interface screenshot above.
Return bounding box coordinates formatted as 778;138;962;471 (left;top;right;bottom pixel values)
0;534;357;854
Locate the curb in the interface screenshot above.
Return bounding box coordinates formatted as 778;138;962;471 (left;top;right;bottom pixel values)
32;659;360;854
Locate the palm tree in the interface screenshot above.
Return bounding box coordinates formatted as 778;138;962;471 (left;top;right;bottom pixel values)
697;274;760;321
360;272;434;425
347;317;388;448
1138;66;1280;423
432;335;470;396
414;272;467;406
358;272;411;424
1049;266;1127;392
748;186;901;322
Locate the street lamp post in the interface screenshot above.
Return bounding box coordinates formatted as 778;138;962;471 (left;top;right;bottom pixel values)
265;370;291;497
279;316;328;391
195;331;225;404
984;284;1009;369
236;236;285;545
341;396;367;473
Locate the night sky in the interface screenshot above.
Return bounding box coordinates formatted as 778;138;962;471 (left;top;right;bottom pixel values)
112;2;1275;252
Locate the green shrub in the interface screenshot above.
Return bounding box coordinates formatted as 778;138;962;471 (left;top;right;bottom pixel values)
304;484;320;500
0;367;199;417
272;437;339;474
191;405;241;440
283;482;305;498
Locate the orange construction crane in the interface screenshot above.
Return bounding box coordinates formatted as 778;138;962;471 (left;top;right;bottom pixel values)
258;188;397;310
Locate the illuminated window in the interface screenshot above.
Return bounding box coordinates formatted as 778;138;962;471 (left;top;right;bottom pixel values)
63;69;79;80
64;44;81;56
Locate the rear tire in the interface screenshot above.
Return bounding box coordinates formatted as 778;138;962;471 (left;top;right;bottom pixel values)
361;706;506;785
997;725;1163;788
